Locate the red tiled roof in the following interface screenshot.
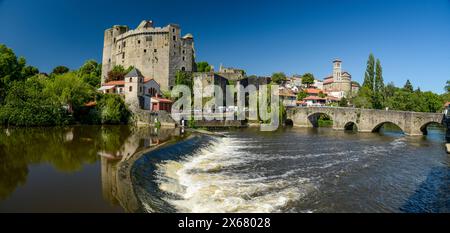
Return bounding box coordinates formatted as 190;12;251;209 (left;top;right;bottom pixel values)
323;79;334;84
304;96;327;101
327;96;339;101
103;80;125;86
279;89;297;97
152;97;173;103
305;88;326;94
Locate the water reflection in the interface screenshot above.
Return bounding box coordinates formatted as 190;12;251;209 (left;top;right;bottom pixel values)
100;127;185;212
0;125;185;212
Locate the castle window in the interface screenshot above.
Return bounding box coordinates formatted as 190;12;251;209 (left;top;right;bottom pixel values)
122;53;125;59
182;56;185;61
173;36;176;41
138;40;141;44
154;49;157;53
172;28;175;33
123;42;126;47
181;67;186;71
144;49;147;53
129;86;133;92
108;58;111;62
146;36;152;41
182;50;185;54
130;77;133;82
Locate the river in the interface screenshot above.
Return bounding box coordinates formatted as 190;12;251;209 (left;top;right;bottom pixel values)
0;125;449;213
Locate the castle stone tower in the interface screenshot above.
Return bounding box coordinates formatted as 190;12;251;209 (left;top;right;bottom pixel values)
102;20;195;90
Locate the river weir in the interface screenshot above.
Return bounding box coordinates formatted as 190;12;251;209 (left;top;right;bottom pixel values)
0;125;449;213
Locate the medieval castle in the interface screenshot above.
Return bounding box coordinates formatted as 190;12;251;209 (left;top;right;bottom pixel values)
101;20;195;90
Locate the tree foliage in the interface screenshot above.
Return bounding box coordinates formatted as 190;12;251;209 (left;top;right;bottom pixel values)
106;65;134;82
96;94;130;124
301;73;315;87
403;79;414;92
196;62;211;72
271;72;287;85
77;60;101;88
51;66;70;76
297;91;307;101
363;53;375;91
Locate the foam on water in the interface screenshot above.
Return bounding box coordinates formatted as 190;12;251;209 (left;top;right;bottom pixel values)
154;137;312;213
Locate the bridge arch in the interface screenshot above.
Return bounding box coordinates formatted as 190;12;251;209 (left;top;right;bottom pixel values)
344;121;358;131
372;121;405;134
285;118;294;126
420;121;443;135
307;112;333;128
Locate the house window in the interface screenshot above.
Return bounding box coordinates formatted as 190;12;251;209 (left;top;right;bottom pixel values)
129;86;133;92
149;88;157;97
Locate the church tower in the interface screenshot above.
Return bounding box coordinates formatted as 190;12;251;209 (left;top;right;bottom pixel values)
333;59;342;81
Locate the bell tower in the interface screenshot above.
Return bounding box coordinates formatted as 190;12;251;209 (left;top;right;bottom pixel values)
333;59;342;81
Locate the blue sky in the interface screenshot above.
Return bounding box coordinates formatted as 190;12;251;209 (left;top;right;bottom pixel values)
1;0;449;93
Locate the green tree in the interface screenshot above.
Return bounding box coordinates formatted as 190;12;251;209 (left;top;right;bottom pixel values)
363;53;375;91
175;70;193;89
97;94;130;124
78;60;101;88
301;73;315;87
297;91;307;101
271;72;287;85
0;44;27;103
44;72;94;114
196;62;211;72
372;59;385;109
106;65;134;82
0;77;70;126
51;66;70;76
403;79;414;92
353;86;373;109
339;97;348;107
445;80;450;93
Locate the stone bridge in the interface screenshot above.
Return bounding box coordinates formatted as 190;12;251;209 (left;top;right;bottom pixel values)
286;107;444;136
